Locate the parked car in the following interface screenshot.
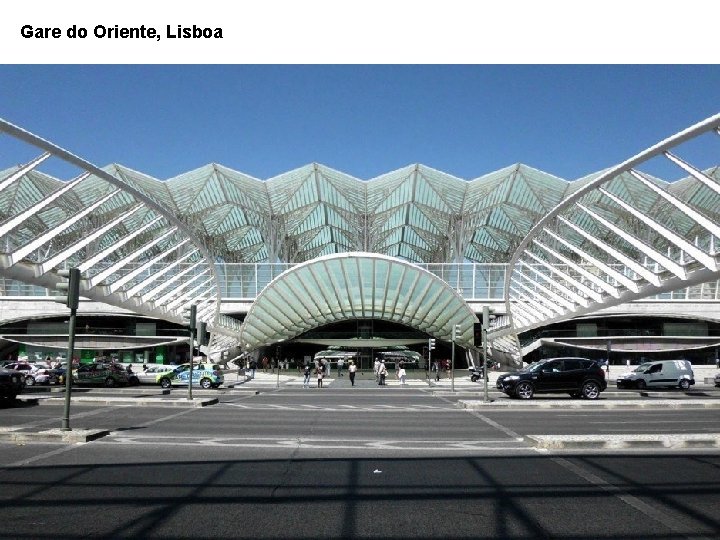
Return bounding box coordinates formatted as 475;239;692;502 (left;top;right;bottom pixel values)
496;357;607;399
1;362;53;385
0;367;25;401
715;371;720;388
71;363;130;387
26;364;55;385
135;365;175;384
156;363;224;389
616;360;695;390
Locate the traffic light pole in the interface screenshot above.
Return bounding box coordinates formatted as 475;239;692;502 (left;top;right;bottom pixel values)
56;267;81;431
61;305;77;430
451;325;458;393
483;306;490;403
428;338;435;381
187;304;196;401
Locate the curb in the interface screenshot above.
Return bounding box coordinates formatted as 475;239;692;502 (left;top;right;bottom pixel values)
528;434;720;450
30;397;218;407
459;399;720;410
0;427;110;443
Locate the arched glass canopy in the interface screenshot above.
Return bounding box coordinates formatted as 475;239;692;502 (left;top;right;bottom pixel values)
239;252;477;351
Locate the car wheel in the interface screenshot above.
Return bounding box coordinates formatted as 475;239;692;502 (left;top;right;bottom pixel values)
160;377;172;389
637;380;646;390
581;381;601;399
515;382;534;399
471;375;478;382
200;378;212;389
24;375;35;386
105;377;116;387
679;379;691;390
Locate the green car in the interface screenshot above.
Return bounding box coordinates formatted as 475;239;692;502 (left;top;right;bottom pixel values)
72;363;130;387
156;363;224;389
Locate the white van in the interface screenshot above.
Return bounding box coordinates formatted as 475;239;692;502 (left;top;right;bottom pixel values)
616;360;695;390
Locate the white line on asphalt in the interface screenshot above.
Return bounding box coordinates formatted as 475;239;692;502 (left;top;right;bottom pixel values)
105;434;528;451
467;411;525;440
5;444;85;468
552;457;713;540
221;403;455;411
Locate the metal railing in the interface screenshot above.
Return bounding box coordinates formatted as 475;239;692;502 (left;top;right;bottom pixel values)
2;262;719;302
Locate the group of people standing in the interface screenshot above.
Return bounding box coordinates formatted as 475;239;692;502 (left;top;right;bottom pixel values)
302;359;358;388
373;358;407;386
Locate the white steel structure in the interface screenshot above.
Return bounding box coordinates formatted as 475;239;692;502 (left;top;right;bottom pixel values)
0;119;240;355
495;114;720;360
2;114;720;359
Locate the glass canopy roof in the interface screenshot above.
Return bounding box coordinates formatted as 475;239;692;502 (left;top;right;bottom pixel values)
6;158;720;269
239;253;477;351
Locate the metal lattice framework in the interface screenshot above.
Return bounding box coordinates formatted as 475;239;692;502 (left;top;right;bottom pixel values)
0;118;241;354
492;113;720;360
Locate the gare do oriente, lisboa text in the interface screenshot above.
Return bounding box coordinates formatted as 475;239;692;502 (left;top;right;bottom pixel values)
20;24;223;40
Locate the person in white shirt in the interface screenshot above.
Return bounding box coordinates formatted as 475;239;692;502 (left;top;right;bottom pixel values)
373;358;380;382
348;360;357;386
398;365;407;386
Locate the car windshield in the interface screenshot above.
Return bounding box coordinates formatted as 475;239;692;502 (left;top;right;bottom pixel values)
526;362;544;373
633;363;652;372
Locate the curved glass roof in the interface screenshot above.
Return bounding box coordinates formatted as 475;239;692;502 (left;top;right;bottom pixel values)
239;253;477;350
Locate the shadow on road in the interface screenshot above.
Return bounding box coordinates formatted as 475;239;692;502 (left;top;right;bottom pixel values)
0;453;719;538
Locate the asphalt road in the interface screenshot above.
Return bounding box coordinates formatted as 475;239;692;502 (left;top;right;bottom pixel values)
1;387;719;539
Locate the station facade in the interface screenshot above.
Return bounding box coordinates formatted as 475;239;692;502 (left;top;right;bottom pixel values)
2;151;719;368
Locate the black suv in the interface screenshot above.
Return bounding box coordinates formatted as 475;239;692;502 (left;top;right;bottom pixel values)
496;357;607;399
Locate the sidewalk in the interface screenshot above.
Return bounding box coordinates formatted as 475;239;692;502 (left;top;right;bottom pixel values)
223;365;719;389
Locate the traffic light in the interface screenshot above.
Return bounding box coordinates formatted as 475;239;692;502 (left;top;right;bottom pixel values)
183;304;197;332
428;338;436;350
54;268;81;310
453;324;461;340
197;321;209;346
473;322;483;347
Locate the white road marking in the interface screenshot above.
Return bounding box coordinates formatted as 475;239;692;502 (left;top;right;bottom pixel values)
105;434;529;451
467;411;525;440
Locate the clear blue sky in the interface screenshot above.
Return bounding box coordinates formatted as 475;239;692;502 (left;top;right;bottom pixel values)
2;65;719;181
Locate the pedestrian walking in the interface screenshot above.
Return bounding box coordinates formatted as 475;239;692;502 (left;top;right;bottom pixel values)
378;360;388;386
303;363;311;388
433;360;440;382
373;357;380;382
348;360;357;386
337;358;344;377
398;365;407;386
249;359;257;379
316;364;324;388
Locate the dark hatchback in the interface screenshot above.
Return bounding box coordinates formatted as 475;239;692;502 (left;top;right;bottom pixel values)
496;357;607;399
